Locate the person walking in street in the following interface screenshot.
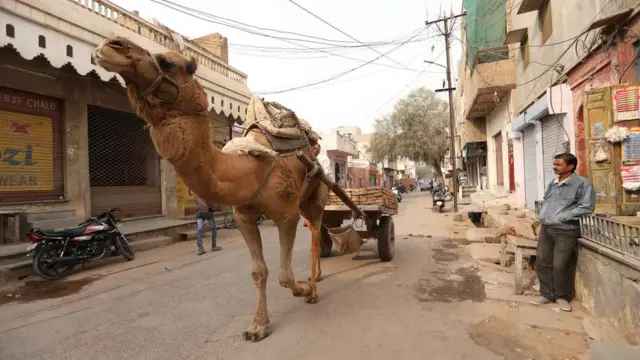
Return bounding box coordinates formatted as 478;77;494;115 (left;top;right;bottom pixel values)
533;153;595;311
195;196;222;255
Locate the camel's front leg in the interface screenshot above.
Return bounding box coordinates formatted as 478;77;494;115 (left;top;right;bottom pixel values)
236;214;272;342
276;217;315;301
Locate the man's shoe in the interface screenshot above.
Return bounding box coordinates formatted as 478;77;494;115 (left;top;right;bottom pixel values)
531;296;553;305
197;249;206;256
556;299;572;312
211;246;223;252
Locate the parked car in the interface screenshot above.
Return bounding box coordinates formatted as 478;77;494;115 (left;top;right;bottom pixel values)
420;180;433;192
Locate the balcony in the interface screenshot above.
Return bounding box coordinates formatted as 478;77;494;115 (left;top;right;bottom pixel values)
463;46;516;120
319;131;357;156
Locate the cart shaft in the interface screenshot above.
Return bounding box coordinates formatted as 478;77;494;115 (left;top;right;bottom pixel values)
296;151;377;230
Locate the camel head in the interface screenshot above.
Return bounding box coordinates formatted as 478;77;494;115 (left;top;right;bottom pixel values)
93;36;207;120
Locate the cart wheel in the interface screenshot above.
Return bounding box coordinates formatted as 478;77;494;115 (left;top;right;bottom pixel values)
377;216;395;261
320;225;333;258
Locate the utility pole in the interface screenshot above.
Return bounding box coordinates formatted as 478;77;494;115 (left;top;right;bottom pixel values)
427;12;465;213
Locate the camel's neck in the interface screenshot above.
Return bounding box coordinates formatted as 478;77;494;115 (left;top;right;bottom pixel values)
126;86;267;207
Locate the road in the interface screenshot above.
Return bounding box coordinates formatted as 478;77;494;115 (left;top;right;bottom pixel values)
0;191;588;360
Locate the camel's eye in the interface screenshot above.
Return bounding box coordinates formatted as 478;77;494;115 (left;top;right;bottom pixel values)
156;55;174;70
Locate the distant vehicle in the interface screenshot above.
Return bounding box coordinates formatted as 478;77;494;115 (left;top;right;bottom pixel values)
420;180;433;192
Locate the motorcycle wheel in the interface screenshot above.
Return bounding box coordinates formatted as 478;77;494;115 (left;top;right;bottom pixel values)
32;243;76;281
115;235;135;261
224;213;238;229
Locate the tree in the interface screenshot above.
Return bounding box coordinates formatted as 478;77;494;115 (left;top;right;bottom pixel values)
415;166;434;181
367;87;449;183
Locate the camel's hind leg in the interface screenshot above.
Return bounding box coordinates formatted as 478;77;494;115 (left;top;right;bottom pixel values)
276;216;315;301
300;185;328;302
235;212;271;342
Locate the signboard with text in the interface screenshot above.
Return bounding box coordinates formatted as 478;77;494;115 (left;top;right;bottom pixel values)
0;87;62;202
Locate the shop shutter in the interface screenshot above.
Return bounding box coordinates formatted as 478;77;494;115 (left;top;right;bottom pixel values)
0;88;64;202
522;125;538;210
542;115;565;186
88;106;162;219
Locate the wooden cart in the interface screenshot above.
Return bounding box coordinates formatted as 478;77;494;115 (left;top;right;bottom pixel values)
320;204;397;261
295;151;398;262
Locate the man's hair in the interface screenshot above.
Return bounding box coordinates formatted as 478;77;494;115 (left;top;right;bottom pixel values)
554;153;578;173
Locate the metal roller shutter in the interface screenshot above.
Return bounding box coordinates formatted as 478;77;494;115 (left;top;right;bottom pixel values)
0;87;64;203
522;126;538;210
88;106;162;219
542;115;565;186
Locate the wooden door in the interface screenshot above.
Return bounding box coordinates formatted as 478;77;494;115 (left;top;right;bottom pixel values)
584;87;617;215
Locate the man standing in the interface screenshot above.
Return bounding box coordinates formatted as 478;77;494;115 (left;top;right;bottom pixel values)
534;153;595;311
195;196;222;255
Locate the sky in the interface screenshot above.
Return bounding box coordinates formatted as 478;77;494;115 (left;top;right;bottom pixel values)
111;0;464;133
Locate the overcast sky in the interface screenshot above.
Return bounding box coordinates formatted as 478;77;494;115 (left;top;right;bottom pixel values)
111;0;463;133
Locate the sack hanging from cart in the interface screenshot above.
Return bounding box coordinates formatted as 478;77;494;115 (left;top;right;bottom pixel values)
327;225;364;254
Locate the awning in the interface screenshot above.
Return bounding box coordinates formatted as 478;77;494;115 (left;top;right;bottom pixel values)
512;93;550;132
0;3;252;123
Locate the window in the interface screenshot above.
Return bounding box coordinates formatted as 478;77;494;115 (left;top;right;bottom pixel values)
229;102;232;109
91;55;96;65
38;35;46;48
237;106;240;112
539;0;552;44
211;96;215;104
6;24;15;38
221;99;224;107
520;34;530;68
66;45;73;57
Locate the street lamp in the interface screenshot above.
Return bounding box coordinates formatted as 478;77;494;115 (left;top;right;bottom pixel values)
423;60;448;70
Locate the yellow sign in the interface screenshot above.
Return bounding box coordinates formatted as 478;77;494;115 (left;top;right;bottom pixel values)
176;176;196;218
0;110;54;192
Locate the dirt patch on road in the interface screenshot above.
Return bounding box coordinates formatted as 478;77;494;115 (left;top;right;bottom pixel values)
415;267;486;303
432;249;459;262
0;276;100;305
469;316;587;360
440;242;459;249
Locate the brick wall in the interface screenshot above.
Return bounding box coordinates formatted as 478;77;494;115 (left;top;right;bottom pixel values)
348;167;368;188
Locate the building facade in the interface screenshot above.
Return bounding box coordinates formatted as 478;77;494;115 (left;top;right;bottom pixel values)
508;0;638;209
0;0;251;242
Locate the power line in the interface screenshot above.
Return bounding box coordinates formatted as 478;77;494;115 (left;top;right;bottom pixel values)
288;0;414;71
151;0;433;73
359;49;447;123
254;26;431;95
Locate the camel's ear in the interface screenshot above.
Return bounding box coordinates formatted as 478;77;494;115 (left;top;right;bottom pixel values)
185;57;197;76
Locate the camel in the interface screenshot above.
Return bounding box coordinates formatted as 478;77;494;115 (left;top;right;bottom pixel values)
92;37;329;342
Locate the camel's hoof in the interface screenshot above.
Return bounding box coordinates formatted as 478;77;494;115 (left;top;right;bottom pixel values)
305;294;319;304
242;324;272;342
296;281;312;296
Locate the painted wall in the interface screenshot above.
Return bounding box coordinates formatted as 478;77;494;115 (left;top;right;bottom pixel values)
575;243;640;344
485;94;512;194
511;0;638;114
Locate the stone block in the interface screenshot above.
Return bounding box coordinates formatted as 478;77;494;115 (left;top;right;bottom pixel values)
465;228;500;243
468;243;503;264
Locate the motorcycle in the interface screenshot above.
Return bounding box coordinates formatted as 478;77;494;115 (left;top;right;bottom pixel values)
392;186;402;203
26;208;134;280
432;186;453;213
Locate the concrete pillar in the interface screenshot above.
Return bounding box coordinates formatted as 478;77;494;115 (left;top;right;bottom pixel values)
162;161;177;218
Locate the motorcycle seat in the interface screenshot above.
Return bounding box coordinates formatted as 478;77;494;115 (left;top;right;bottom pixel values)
36;226;87;237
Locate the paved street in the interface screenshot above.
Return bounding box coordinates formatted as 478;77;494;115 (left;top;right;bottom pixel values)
0;192;588;360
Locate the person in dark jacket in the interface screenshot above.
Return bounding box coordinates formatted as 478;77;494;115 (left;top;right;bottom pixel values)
195;196;221;255
533;153;595;311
